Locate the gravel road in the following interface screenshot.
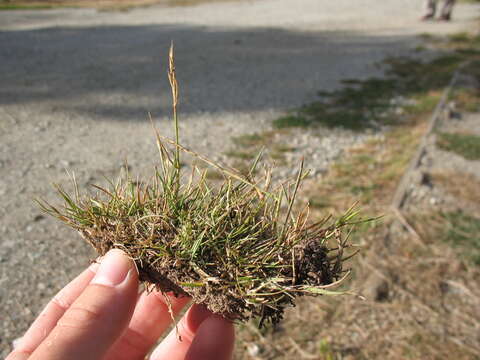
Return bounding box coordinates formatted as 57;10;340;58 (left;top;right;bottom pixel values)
1;0;479;356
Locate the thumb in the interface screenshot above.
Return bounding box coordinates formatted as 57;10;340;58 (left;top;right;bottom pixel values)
30;249;139;360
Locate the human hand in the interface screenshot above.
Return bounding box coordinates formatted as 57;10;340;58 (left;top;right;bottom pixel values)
7;249;235;360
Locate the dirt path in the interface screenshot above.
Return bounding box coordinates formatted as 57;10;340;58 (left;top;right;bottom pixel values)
0;0;479;356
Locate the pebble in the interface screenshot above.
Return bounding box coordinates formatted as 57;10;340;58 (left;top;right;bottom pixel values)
1;239;15;249
60;160;72;168
37;283;46;291
247;343;261;357
33;214;45;222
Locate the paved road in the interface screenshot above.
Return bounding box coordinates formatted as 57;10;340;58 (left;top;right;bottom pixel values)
0;0;478;356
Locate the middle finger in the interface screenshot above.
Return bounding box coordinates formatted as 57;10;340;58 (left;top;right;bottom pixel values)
104;290;190;360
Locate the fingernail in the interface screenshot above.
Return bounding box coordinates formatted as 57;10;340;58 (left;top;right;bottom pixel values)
88;260;101;273
91;249;132;287
12;336;23;350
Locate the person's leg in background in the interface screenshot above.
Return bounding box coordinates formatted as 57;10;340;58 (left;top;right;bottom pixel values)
439;0;456;21
422;0;437;20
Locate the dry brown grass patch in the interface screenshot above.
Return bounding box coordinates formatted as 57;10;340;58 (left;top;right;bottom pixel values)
303;122;426;219
431;171;480;211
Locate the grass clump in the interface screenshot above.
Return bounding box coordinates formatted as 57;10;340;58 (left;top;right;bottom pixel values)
273;114;310;129
39;45;361;326
437;132;480;160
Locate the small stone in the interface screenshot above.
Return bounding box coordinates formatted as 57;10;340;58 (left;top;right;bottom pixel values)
420;172;433;187
33;214;45;222
60;160;72;168
37;283;46;291
312;168;327;177
247;343;261;357
2;239;15;248
362;273;389;302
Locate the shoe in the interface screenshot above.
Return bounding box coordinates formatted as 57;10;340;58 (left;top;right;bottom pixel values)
439;14;451;21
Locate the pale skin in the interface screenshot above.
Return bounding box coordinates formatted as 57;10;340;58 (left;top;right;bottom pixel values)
6;249;235;360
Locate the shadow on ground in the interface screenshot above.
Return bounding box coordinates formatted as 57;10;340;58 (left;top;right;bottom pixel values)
1;24;426;121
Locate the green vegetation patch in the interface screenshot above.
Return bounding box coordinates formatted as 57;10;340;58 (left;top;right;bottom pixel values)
232;133;270;147
273;115;310;129
273;54;466;131
427;31;480;58
273;77;398;131
448;32;480;47
224;149;257;160
437;132;480;160
448;32;471;43
441;211;480;265
464;60;480;82
450;86;480;112
405;91;442;114
228;131;293;164
385;55;464;94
